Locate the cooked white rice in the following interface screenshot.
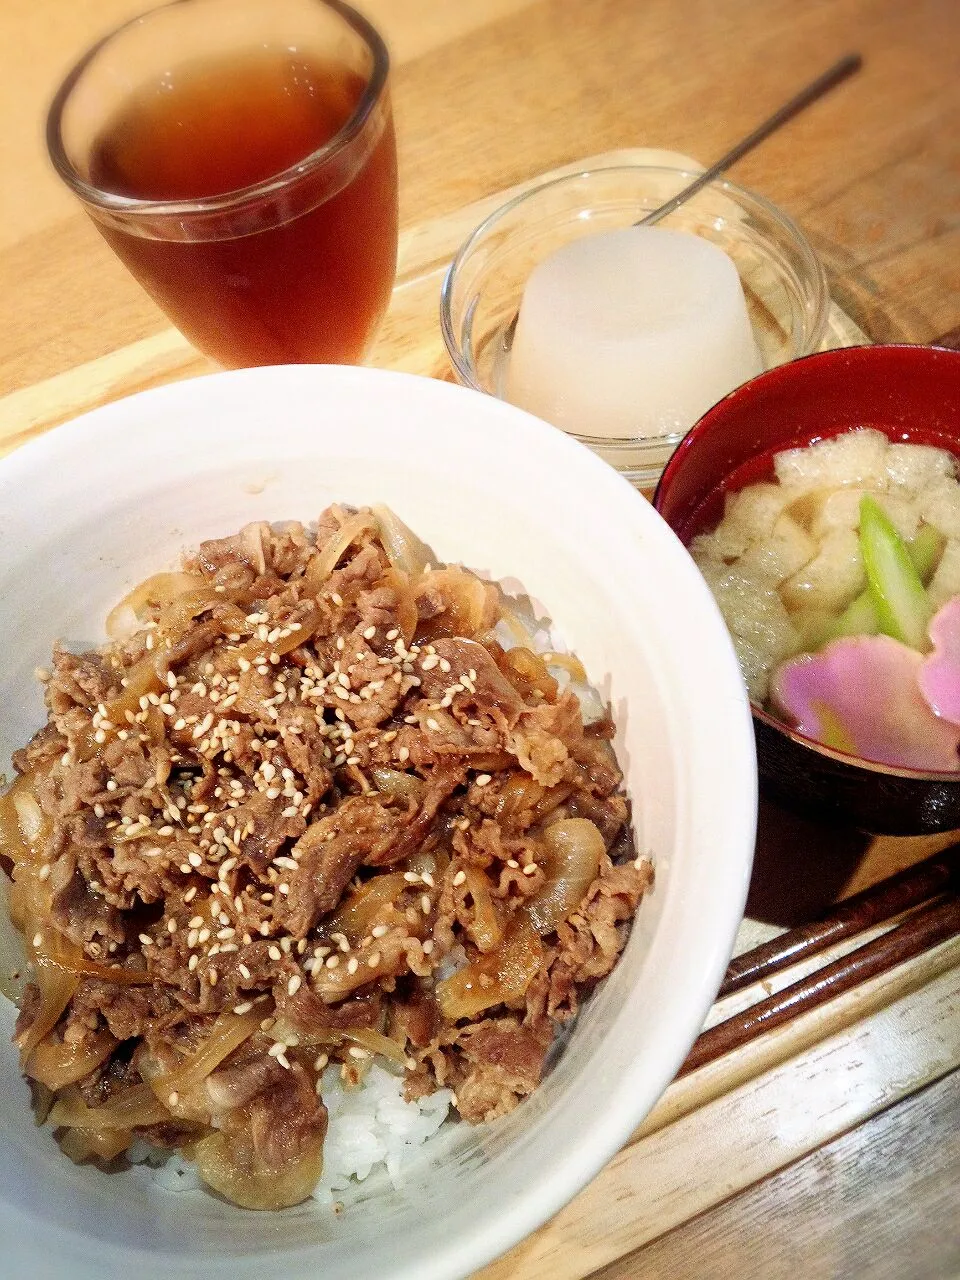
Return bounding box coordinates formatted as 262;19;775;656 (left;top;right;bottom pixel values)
130;1063;453;1205
312;1064;452;1203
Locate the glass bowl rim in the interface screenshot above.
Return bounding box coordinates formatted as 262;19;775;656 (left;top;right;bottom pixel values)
439;161;830;449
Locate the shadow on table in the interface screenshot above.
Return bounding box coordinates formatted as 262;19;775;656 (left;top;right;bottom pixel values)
746;796;872;928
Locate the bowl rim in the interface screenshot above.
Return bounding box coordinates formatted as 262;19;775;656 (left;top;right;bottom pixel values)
654;341;960;784
438;160;830;440
0;363;758;1280
46;0;391;221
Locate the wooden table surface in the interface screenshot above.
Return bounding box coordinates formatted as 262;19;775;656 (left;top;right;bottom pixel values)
2;0;960;1277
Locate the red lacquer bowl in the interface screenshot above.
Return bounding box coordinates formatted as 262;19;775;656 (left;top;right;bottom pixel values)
654;343;960;834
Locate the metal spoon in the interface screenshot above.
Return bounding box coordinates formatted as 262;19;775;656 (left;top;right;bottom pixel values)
500;53;862;353
635;53;862;229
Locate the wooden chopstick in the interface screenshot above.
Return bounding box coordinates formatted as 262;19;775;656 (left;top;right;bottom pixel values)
719;843;960;997
679;890;960;1077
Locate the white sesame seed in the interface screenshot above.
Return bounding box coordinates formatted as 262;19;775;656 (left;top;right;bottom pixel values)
475;773;492;787
420;894;431;914
367;951;381;968
422;940;434;955
426;718;440;732
523;863;538;876
168;1091;179;1106
268;946;282;961
325;955;340;969
233;1002;253;1015
287;975;302;996
453;870;466;887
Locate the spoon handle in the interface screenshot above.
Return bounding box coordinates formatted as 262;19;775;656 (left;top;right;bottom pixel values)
637;53;863;228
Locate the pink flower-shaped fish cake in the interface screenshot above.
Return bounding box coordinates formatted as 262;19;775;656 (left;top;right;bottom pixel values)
771;634;960;771
918;596;960;727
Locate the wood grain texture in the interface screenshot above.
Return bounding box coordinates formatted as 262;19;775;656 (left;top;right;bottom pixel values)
0;147;868;456
0;0;957;396
683;896;960;1074
591;1067;960;1280
475;952;960;1279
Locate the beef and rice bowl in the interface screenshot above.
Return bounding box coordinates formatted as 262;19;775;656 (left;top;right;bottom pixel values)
0;504;651;1210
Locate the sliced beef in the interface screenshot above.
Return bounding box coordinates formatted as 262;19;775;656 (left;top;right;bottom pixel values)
68;981;181;1044
50;870;125;951
5;501;646;1200
271;794;409;936
547;857;652;1020
11;721;65;777
248;1061;327;1169
454;1017;550;1123
46;644;119;714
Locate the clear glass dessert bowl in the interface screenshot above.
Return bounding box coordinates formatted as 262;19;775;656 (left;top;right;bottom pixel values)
440;163;829;489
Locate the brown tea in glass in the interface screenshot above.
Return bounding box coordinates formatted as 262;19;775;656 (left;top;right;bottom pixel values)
47;0;398;369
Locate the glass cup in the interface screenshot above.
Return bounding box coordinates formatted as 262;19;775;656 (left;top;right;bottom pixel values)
47;0;398;369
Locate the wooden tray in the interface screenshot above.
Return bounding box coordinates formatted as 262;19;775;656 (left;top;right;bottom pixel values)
1;149;956;1280
0;146;867;457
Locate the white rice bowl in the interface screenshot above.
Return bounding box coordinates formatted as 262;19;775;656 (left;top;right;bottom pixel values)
0;366;755;1280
